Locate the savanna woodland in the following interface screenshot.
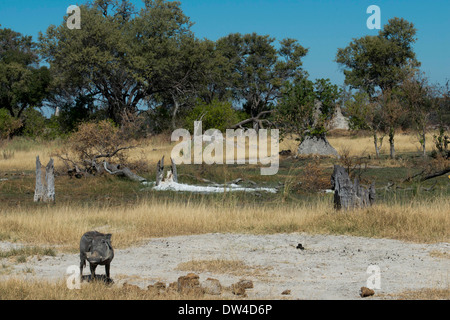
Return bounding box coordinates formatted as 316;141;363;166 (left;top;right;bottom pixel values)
0;0;448;300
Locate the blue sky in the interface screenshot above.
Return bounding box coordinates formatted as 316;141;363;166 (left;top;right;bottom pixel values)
0;0;449;86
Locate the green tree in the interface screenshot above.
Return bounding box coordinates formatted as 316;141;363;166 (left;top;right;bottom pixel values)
216;33;308;131
345;90;386;158
39;0;196;125
0;28;50;120
336;17;420;159
184;98;245;133
0;109;22;139
399;73;435;157
276;77;340;141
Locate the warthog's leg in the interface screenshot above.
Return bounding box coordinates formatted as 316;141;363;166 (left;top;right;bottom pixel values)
79;257;86;281
89;263;97;281
105;264;111;279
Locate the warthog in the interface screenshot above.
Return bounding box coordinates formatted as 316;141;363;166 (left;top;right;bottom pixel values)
80;231;114;281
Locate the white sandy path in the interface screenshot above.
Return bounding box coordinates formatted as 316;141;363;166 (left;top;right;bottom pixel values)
1;233;449;300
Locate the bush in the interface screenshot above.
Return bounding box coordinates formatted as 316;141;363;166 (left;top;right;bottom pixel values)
20;108;65;140
0;109;22;139
296;159;331;193
432;128;450;159
184;99;245;133
21;108;47;137
69;120;130;164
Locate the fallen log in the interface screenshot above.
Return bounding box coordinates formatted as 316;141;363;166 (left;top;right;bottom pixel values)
420;167;450;182
103;162;147;183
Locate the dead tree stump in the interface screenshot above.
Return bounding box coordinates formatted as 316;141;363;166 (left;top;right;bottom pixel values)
331;165;375;211
155;156;178;186
156;156;165;186
34;156;55;203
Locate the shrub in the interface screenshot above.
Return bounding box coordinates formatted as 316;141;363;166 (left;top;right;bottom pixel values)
0;109;22;139
184;99;245;133
55;120;135;173
296;159;331;193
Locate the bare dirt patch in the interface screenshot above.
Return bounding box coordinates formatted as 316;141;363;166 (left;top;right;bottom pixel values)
1;233;448;300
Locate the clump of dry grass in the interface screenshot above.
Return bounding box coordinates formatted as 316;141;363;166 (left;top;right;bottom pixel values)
176;259;270;278
380;287;450;300
0;278;202;300
304;200;450;243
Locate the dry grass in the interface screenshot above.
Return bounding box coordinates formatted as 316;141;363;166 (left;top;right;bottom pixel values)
328;132;439;158
176;259;270;278
0;278;211;300
0;195;448;254
379;287;450;300
429;250;449;259
1;132;449;300
0;131;443;173
0;277;447;300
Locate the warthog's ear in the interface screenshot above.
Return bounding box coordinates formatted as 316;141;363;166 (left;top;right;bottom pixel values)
105;234;112;240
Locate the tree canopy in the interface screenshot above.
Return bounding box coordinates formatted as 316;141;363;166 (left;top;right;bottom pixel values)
336;17;420;97
0;28;50;119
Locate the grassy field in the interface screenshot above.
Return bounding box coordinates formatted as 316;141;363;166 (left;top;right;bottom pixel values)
1;131;449;246
0;131;449;299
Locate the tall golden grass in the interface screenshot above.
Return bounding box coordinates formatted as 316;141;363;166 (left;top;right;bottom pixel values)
0;131;441;172
0;195;448;252
328;132;439;157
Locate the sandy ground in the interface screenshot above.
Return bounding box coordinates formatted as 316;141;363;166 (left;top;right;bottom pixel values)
1;233;449;300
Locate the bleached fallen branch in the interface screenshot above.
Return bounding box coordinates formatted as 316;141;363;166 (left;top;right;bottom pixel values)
103;161;147;183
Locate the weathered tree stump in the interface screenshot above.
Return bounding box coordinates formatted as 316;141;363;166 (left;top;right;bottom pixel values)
156;156;165;186
34;156;55;203
331;165;375;211
155;156;178;186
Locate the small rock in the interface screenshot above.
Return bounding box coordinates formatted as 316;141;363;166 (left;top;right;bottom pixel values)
236;279;253;289
281;290;291;295
177;273;204;296
360;287;375;298
202;278;222;295
231;284;247;296
147;281;166;295
122;282;141;291
296;243;305;250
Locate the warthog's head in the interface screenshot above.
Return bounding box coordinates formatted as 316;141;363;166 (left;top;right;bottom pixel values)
86;233;114;264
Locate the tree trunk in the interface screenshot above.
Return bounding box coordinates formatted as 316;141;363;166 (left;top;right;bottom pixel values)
44;158;55;202
34;156;44;202
34;156;55;203
373;132;383;158
171;157;178;183
389;128;395;160
420;127;427;158
172;96;180;130
156;156;165;186
331;165;375;211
